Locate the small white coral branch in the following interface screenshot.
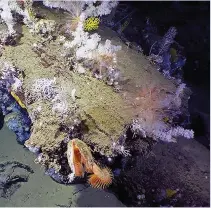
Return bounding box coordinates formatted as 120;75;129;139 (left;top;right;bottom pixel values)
112;142;131;157
0;62;22;91
84;1;118;18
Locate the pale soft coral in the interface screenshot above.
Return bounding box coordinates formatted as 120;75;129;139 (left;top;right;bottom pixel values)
0;62;22;91
0;0;34;34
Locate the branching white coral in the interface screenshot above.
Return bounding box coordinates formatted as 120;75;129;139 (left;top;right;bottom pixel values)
43;0;86;15
0;0;34;34
75;33;101;59
153;126;194;142
28;78;57;102
132;114;194;143
43;1;118;19
132;118;194;142
84;1;118;18
61;1;120;61
67;20;121;61
112;142;131;157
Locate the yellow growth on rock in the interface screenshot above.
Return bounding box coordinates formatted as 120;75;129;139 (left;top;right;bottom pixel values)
10;91;27;109
84;17;100;31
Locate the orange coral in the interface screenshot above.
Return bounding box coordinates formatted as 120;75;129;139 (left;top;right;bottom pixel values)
88;163;113;189
67;139;113;189
72;141;84;177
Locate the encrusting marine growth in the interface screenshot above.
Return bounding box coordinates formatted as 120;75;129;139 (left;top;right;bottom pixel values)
84;17;100;31
67;139;113;189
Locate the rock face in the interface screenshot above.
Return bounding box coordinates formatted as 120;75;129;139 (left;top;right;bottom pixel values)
0;5;177;173
112;138;210;207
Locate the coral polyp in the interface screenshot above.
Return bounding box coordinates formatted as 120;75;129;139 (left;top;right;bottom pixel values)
88;163;113;189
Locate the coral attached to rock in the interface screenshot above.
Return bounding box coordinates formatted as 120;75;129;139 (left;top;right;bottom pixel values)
84;17;100;31
67;139;113;189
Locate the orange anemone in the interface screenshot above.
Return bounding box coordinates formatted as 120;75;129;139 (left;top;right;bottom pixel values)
68;139;113;189
88;163;113;189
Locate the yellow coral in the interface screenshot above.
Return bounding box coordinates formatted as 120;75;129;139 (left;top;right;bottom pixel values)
10;91;27;109
170;48;178;62
24;0;37;22
84;17;100;31
119;18;131;33
166;189;178;198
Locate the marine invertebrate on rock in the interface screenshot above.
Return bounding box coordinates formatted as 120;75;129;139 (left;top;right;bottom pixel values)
0;0;36;35
25;78;57;103
130;83;194;142
84;17;100;32
62;1;120;61
43;0;86;32
32;19;56;38
10;90;26;109
88;163;113;189
67;139;113;189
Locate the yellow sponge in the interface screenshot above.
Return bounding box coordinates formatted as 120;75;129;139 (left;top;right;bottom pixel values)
84;17;100;32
